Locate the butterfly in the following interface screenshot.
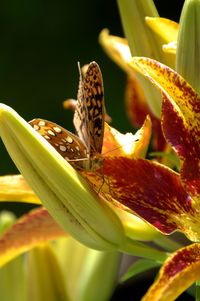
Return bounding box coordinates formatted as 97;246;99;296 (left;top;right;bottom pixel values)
29;61;104;171
73;61;104;169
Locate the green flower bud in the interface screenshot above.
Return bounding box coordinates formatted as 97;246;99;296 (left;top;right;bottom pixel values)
116;0;163;117
176;0;200;96
0;104;125;251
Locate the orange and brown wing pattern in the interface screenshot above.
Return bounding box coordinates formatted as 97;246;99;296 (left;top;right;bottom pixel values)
73;61;104;157
29;119;87;164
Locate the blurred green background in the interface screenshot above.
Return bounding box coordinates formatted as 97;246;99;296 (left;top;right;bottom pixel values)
0;0;184;214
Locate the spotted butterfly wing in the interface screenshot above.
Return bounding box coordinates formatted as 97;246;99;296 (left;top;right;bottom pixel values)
73;61;104;159
29;118;87;168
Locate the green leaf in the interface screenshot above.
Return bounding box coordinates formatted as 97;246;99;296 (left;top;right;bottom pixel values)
120;258;161;282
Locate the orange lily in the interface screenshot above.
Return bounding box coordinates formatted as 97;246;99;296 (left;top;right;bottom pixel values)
99;0;200;299
126;55;200;300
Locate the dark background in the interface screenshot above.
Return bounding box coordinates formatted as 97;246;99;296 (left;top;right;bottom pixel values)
0;0;184;176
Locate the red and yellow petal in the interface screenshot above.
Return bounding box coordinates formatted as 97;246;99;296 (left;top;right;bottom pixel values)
142;243;200;301
125;76;166;151
87;157;200;241
162;94;200;200
129;58;200;199
0;207;66;267
125;76;151;127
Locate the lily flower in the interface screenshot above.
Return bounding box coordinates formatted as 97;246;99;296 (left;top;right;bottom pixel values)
125;2;199;299
129;57;200;301
99;0;200;299
1;1;198;299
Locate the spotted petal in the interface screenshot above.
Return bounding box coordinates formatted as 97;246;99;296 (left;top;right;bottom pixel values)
97;157;199;241
129;57;200;201
142;243;200;301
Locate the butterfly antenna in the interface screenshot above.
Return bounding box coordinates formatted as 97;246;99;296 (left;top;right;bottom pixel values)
77;61;83;80
102;138;140;156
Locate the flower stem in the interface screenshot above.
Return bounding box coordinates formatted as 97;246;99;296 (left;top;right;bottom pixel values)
117;0;159;56
153;235;183;252
196;279;200;301
121;238;168;263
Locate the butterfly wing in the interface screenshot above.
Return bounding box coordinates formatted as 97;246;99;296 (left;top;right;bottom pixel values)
73;61;104;158
73;62;88;149
29;119;87;165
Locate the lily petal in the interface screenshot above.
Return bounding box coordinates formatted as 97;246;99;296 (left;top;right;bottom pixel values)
99;29;132;74
0;207;66;267
145;17;178;58
125;77;166;151
55;237;120;301
99;29;162;118
125;76;150;127
176;0;200;95
0;174;40;204
94;157;199;241
142;243;200;301
27;244;69;301
103;117;152;159
145;17;179;44
129;57;200;200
